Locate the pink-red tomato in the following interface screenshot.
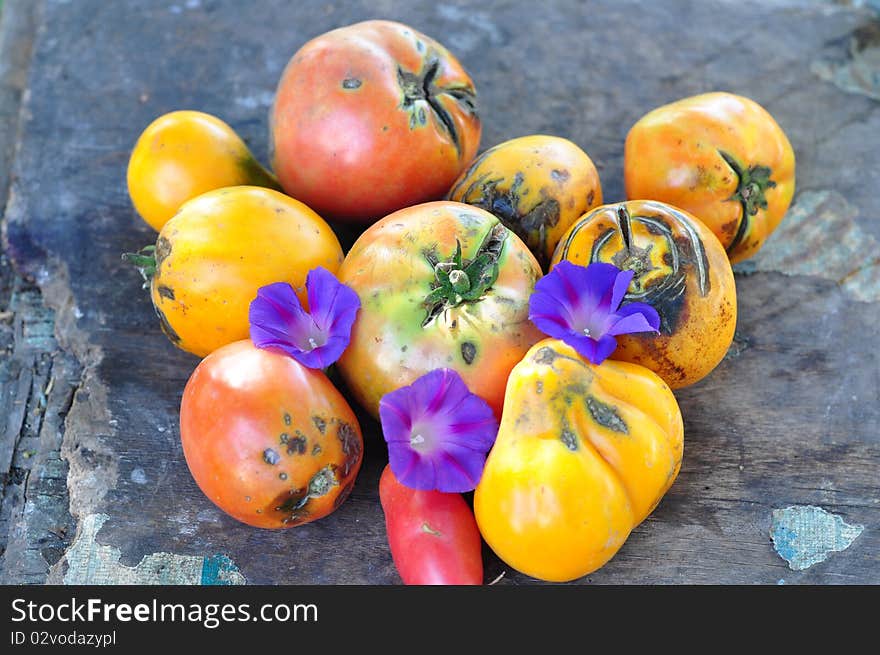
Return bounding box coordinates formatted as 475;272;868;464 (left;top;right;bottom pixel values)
379;465;483;585
180;340;363;529
271;20;481;223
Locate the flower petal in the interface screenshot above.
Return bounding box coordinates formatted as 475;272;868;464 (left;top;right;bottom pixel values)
610;268;635;311
593;334;619;364
557;332;599;363
249;282;316;350
379;369;499;492
606;302;661;336
306;267;361;341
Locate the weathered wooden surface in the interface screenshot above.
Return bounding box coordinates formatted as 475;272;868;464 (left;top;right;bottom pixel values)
1;0;878;584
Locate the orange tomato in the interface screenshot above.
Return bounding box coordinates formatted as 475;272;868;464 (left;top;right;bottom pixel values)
150;186;343;357
337;201;543;418
447;134;603;268
271;20;481;223
180;340;363;529
625;92;795;263
552;200;736;388
474;339;683;582
127;111;279;231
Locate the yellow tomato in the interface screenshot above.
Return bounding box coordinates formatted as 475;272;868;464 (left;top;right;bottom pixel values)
474;339;683;582
447;135;602;268
127;110;280;231
150;186;343;357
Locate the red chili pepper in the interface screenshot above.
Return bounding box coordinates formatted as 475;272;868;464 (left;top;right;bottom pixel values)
379;465;483;585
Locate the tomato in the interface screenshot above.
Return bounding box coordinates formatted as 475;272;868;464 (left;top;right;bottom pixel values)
180;340;363;529
271;20;481;223
336;201;543;419
127;111;279;232
551;200;736;389
149;186;343;357
379;465;482;585
474;339;683;582
447;134;602;268
625;92;795;263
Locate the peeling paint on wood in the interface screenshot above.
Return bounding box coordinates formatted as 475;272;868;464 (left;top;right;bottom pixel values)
737;190;880;302
62;514;245;585
770;505;864;571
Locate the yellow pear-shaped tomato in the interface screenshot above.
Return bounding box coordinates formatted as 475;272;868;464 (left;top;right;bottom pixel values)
474;339;683;582
447;135;602;268
150;186;343;357
625;92;795;263
128;110;280;231
551;200;736;389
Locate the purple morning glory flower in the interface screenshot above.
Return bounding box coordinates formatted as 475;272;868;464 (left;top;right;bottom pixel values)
248;267;360;369
529;261;660;365
379;369;499;493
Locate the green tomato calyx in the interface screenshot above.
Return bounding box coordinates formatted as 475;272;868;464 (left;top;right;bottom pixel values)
718;150;777;254
421;223;507;326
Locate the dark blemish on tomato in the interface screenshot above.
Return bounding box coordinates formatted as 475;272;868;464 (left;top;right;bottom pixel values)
560;425;579;451
342;78;362;89
586;395;628;434
153;305;181;344
279;432;289;444
155;236;172;268
401;345;408;352
283;413;291;426
308;465;339;497
416;39;425;52
157;285;175;300
311;443;322;456
279;472;288;481
337;421;361;476
245;496;251;503
418;107;426;125
461;341;477;364
287;435;307;455
312;416;327;435
333;480;355;509
720;219;740;238
587;190;595;206
263;448;281;465
662;251;673;266
533;346;559;366
450;319;457;329
382;125;389;131
551;169;570;182
275;487;309;514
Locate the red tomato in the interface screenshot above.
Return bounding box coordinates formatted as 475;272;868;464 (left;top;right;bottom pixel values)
271;20;481;223
379;465;483;585
180;340;363;529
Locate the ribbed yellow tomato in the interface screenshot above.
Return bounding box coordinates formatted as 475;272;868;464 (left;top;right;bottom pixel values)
150;186;343;357
447;134;602;268
128;110;279;231
474;339;683;582
551;200;736;389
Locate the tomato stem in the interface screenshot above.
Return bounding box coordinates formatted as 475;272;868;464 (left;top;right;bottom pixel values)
421;223;506;326
122;245;156;290
718;150;777;254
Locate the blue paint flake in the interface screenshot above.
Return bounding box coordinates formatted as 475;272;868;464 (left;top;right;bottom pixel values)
201;554;244;585
770;505;864;571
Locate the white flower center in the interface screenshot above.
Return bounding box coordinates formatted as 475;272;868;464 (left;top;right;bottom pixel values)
410;433;425;447
308;337;318;349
